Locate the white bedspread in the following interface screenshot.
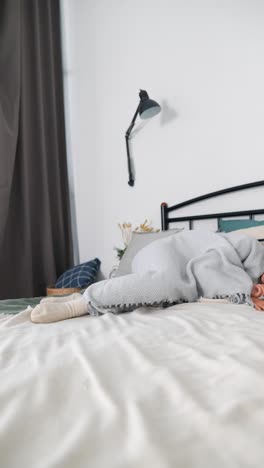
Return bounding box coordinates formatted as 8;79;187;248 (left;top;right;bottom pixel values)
1;303;264;468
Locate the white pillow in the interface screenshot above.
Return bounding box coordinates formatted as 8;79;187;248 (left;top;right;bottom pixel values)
114;228;184;277
233;225;264;241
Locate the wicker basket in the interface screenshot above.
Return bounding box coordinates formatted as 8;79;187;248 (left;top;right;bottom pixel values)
46;286;81;296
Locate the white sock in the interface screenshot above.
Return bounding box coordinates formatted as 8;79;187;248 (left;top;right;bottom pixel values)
31;298;88;324
40;293;83;304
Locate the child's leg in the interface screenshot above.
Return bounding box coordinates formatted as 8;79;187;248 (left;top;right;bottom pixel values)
82;270;189;315
31;298;88;323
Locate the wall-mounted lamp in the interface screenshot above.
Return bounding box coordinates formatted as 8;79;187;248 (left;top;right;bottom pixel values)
125;89;161;187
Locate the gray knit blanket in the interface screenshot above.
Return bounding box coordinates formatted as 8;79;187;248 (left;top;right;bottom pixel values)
83;230;264;315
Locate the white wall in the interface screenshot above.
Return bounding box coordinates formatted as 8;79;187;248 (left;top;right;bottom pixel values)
61;0;264;277
60;0;80;264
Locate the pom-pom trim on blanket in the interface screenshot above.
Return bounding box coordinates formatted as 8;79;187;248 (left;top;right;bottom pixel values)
87;293;252;316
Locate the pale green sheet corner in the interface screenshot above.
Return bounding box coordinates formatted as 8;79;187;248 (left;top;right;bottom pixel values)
0;297;43;315
0;290;85;315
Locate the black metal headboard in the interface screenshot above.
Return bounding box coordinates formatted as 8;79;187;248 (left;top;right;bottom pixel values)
161;180;264;231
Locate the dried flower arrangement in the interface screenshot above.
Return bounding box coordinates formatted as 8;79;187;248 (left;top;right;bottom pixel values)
115;220;159;260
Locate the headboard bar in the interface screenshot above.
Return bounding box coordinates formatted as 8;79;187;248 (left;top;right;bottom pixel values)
161;180;264;231
161;202;168;230
169;208;264;224
166;180;264;213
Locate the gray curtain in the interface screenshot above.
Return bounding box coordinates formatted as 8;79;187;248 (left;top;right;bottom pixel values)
0;0;73;299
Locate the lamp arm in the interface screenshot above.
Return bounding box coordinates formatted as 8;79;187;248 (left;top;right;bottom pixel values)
127;103;141;131
125;103;141;187
125;133;134;186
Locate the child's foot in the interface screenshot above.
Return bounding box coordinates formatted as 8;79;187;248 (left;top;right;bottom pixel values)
31;298;88;323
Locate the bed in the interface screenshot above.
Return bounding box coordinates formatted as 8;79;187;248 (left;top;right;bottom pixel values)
1;180;264;468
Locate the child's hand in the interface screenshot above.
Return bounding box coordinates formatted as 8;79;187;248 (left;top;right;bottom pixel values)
251;283;264;310
251;284;264;298
252;297;264;311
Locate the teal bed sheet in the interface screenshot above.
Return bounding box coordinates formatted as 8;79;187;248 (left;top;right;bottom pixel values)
0;297;42;315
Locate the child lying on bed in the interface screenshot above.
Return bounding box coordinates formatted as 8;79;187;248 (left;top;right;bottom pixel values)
31;230;264;323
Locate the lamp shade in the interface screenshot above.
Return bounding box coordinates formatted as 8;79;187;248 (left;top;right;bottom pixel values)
125;89;161;187
138;90;161;120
